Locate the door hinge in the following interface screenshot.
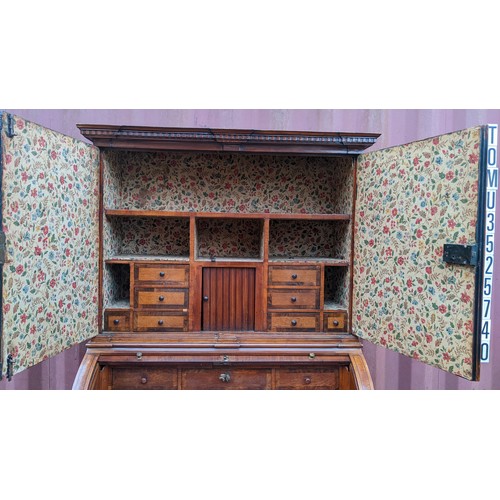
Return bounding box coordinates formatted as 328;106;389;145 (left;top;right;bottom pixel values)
443;243;478;266
0;231;6;265
6;353;14;381
6;114;16;138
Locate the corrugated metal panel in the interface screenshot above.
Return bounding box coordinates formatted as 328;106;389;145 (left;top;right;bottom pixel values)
1;109;499;390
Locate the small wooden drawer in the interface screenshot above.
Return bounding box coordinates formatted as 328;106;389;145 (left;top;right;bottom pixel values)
276;366;339;390
268;289;319;309
324;311;348;332
134;312;188;332
104;310;130;331
134;288;188;309
134;264;189;286
181;367;272;390
112;366;178;390
268;266;320;286
268;312;320;332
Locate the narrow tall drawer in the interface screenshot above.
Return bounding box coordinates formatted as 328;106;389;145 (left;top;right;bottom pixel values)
112;367;178;390
268;289;319;309
134;264;189;286
134;312;188;332
134;288;188;309
276;367;339;390
268;266;320;286
268;312;320;332
104;310;130;331
181;367;272;390
324;311;348;332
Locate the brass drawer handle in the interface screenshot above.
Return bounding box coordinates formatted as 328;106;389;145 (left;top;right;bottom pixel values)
159;295;165;302
219;373;231;383
291;320;297;326
113;319;120;325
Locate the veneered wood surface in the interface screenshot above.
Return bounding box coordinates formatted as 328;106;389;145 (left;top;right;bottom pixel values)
202;267;256;331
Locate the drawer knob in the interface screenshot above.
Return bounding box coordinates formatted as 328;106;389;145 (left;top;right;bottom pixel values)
113;319;120;325
309;353;316;359
141;377;148;384
291;320;297;326
219;373;231;383
136;352;143;360
158;320;164;325
291;297;297;303
304;377;312;385
159;272;165;277
159;295;165;302
203;296;209;302
333;320;339;326
291;274;298;280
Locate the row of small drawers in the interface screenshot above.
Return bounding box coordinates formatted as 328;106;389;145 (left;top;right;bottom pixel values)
267;265;347;333
111;365;342;390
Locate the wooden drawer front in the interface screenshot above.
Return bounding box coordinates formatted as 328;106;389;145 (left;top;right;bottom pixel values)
324;311;348;332
268;266;320;286
276;367;339;390
134;288;188;309
181;367;272;390
112;367;178;390
104;311;130;331
135;264;189;286
268;289;319;309
268;313;320;332
134;312;188;332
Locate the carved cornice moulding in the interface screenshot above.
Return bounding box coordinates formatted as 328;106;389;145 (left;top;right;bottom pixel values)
77;124;380;155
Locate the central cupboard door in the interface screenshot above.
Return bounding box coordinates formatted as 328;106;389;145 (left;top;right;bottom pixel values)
202;268;256;331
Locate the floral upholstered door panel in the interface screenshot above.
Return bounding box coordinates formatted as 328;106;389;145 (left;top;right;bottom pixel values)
353;127;484;380
1;114;100;378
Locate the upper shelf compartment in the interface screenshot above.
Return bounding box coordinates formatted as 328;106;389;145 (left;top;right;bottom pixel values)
101;150;356;215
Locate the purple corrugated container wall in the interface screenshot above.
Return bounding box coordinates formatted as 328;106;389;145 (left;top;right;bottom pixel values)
1;109;499;390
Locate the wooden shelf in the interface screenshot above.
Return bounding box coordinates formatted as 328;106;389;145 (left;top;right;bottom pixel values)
105;209;351;221
323;300;347;311
269;258;349;266
106;254;190;263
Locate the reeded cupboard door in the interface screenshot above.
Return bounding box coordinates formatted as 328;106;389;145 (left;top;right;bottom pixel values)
0;113;100;379
353;126;496;381
202;267;256;331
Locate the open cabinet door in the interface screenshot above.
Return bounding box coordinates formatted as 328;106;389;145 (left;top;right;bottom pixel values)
0;113;100;380
353;126;495;381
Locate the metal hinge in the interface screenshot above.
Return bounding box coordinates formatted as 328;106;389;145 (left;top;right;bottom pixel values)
0;231;6;265
6;354;14;382
443;243;478;266
6;114;16;138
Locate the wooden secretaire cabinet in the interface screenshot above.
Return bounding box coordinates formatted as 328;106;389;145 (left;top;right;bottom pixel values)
0;113;496;389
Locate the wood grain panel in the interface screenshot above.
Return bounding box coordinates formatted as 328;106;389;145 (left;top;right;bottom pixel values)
134;288;188;309
104;311;130;331
276;366;339;389
202;267;256;331
268;312;320;332
181;367;271;390
134;312;188;332
135;264;189;286
112;366;178;390
268;289;319;309
268;266;320;286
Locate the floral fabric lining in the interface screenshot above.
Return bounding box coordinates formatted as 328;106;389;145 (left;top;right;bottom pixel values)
1;115;100;377
353;127;482;380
